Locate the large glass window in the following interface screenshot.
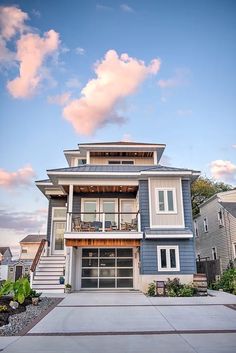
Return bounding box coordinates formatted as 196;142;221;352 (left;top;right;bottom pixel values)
83;201;97;222
157;246;180;271
53;221;65;251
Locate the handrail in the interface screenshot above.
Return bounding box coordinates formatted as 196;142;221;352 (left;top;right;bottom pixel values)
30;239;47;272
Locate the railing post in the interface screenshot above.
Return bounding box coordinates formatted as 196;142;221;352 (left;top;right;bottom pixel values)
102;213;105;232
138;213;141;232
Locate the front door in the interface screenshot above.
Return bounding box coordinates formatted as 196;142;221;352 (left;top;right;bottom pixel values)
52;221;66;254
81;248;133;289
15;265;23;280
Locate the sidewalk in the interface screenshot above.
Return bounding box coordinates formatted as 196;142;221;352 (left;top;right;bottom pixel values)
1;290;236;353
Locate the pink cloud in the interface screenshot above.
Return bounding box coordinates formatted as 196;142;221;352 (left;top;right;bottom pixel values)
7;30;60;98
63;50;161;135
0;6;28;40
158;68;190;88
210;160;236;183
0;165;35;188
47;92;71;105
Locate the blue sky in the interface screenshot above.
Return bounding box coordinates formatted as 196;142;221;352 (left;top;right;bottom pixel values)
0;0;236;250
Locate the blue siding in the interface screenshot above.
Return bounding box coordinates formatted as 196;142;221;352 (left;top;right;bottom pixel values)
139;178;196;275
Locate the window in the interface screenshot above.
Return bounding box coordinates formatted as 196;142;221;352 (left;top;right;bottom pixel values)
83;200;98;222
155;188;177;213
78;159;86;165
194;220;199;237
218;209;224;227
203;217;208;232
157;246;180;271
212;247;217;260
21;248;27;254
233;243;236;259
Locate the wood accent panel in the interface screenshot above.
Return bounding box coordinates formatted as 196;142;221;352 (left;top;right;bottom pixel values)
66;239;140;247
63;185;138;193
90;151;153;157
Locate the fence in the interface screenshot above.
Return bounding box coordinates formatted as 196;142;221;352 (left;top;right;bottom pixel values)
196;257;221;285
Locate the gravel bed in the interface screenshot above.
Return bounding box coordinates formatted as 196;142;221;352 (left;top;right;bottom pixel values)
0;297;58;336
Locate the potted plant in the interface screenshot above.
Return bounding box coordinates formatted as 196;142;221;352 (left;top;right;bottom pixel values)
65;283;72;293
59;276;65;284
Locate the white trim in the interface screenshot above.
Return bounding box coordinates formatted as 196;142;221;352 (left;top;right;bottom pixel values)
233;243;236;259
86;151;90;164
157;245;180;272
179;178;185;227
155;187;177;214
51;207;67;255
145;233;193;239
153;151;158;165
64;232;143;239
48;170;200;177
79;144;166;149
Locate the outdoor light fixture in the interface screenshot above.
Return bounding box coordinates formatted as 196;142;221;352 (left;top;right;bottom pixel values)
156;281;166;296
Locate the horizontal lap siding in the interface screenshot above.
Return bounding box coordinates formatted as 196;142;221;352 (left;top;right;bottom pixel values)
139;179;196;275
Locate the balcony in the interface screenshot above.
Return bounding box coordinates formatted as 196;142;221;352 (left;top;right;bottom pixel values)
64;212;142;240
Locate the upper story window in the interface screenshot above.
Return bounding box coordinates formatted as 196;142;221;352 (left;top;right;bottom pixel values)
157;245;180;272
194;220;199;237
218;209;224;227
108;160;134;165
78;159;86;165
21;248;27;254
203;217;208;233
155;188;177;214
53;207;67;220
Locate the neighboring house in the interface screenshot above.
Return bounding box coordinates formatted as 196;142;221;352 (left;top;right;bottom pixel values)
8;260;31;281
34;141;200;292
0;247;12;265
194;190;236;270
20;234;46;260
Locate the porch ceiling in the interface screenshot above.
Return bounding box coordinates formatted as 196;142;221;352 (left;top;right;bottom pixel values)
62;185;138;194
90;151;153;157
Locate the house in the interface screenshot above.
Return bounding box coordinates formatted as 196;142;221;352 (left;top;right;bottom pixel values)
0;247;12;265
194;190;236;270
33;141;200;293
20;234;46;260
8;260;31;281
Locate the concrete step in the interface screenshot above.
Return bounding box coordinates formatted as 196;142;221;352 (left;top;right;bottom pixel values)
34;275;60;280
32;284;65;290
33;279;61;285
38;263;65;268
35;270;64;276
40;256;65;261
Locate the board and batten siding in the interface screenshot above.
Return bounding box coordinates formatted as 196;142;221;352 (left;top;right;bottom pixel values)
46;197;67;243
139;178;196;274
149;177;184;228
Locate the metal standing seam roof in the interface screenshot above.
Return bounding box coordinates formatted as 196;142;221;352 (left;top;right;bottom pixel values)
47;164;199;173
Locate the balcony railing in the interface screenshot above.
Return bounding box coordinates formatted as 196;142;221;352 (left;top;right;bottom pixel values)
68;212;140;233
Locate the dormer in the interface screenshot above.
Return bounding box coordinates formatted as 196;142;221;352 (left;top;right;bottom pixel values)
64;141;166;167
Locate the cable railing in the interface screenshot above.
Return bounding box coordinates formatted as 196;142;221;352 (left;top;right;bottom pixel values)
68;212;140;232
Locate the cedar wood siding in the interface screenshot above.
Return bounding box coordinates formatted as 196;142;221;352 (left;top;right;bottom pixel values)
139;179;196;275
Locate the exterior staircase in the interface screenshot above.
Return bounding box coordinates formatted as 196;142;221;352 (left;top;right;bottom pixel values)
31;255;66;293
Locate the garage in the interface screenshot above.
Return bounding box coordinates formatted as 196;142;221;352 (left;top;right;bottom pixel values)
81;248;134;289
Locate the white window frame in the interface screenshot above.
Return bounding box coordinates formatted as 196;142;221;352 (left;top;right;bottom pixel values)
157;245;180;272
212;247;217;260
218;209;224;227
194;220;199;237
233;243;236;259
108;160;135;165
155;188;177;214
203;217;208;233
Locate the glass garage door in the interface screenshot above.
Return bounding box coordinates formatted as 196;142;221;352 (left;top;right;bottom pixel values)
81;248;133;289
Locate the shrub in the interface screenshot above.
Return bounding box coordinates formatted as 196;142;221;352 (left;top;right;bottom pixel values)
29;289;42;298
166;278;196;297
147;281;156;296
211;268;236;294
178;285;196;297
0;277;32;304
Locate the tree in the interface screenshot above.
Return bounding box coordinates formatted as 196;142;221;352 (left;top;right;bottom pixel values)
191;176;233;217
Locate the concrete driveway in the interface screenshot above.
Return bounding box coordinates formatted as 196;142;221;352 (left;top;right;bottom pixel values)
1;291;236;353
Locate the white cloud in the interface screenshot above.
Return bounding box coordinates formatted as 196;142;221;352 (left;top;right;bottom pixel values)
122;133;133;142
158;68;190;89
75;47;85;55
47;92;71;106
232;144;236;148
210;160;236;183
7;30;60;98
0;165;35;189
63;50;161;135
96;4;113;11
120;4;135;13
66;77;81;88
32;9;41;18
177;109;192;117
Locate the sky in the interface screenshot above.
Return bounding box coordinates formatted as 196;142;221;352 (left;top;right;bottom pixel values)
0;0;236;252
